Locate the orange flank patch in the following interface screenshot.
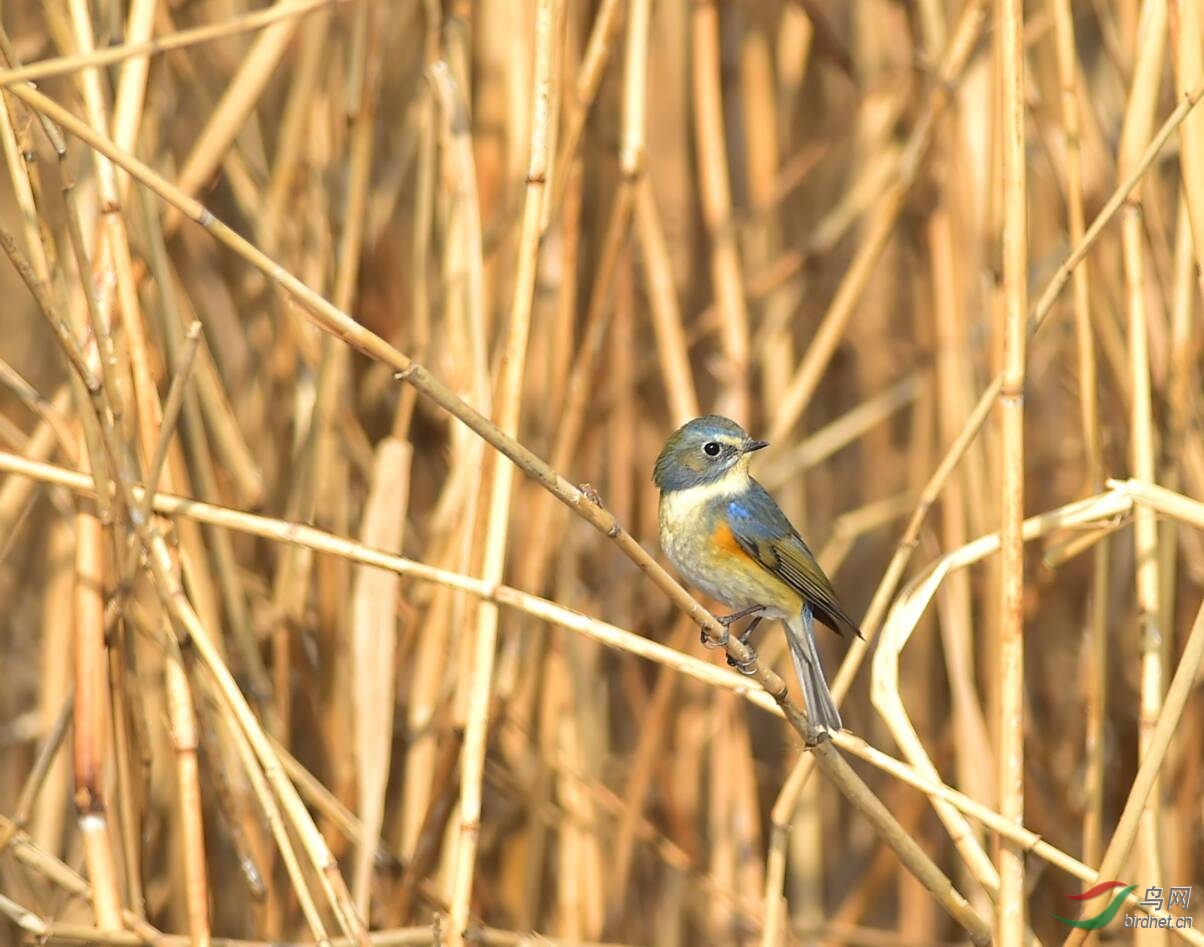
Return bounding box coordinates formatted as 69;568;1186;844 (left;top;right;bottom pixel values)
710;519;747;557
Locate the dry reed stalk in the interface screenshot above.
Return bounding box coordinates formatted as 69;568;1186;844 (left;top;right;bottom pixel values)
399;572;454;860
64;0;158;469
836;730;1204;946
0;814;148;934
220;705;338;940
542;152;582;437
814;792;931;947
691;0;751;424
351;439;411;915
18;922;645;947
634;180;700;423
173;334;264;509
0;360;76;467
143;323;203;513
109;0;155;200
546;0;623;217
10;302;271;947
707;701;739;944
729;705;768;942
495;719;768;926
137;190;270;705
1166;119;1203;901
57;12;216;929
804;53;1204;726
929;202;993;820
0;48;92;549
518;653;556;929
164;645;211;947
508;185;632;602
762;385;1000;934
393;728;462;924
1050;0;1110;883
1175;0;1204;256
1107;9;1173;947
0;448;788;712
767;0;987;443
775;5;813;137
33;253;364;945
0;58;53;291
0;66;69;879
169;1;304;222
341;10;393;911
740;25;779;272
191;703;269;910
29;526;74;853
759;374;921;490
399;49;486;864
28;151;142;934
72;510;123;931
996;0;1028;945
261;9;333;253
0;1;348;88
0;387;72;536
1062;581;1204;945
77;99;214;943
548;642;606;938
446;4;556;944
159;551;368;944
603;619;694;922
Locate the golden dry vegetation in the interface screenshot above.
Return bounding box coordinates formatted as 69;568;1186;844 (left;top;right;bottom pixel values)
0;1;1202;946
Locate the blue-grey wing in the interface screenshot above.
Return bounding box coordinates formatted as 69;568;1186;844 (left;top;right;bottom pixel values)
725;480;861;638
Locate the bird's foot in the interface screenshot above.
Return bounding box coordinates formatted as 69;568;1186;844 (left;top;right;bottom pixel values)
727;643;759;675
722;615;764;671
703;604;764;650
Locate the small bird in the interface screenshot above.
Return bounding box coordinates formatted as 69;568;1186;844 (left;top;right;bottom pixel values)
653;415;860;742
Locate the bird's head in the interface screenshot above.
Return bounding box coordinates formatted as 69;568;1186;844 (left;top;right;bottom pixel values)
652;415;769;491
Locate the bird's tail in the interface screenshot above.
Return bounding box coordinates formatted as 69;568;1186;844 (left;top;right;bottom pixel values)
784;604;842;740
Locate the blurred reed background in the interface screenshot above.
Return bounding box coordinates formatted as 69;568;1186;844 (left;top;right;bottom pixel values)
1;0;1203;945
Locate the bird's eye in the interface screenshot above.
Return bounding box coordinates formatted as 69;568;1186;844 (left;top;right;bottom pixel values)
703;441;721;457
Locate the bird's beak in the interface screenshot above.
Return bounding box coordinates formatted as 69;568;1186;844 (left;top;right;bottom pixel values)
743;438;769;453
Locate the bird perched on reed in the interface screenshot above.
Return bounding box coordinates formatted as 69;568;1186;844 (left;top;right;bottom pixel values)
653;415;860;743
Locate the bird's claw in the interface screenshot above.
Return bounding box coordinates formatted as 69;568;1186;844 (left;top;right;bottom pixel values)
704;606;764;656
727;645;759;674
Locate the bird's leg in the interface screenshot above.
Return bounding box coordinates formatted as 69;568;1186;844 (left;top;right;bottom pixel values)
727;616;764;672
701;604;765;649
737;616;764;647
718;603;765;627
